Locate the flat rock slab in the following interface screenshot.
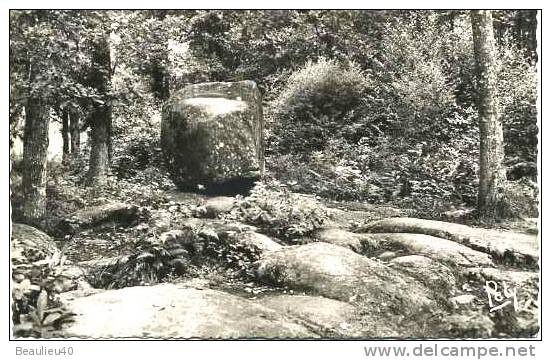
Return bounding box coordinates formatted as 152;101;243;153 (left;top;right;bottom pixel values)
227;231;282;253
314;228;493;268
389;255;457;295
465;267;539;288
259;294;357;336
324;204;409;230
203;196;236;218
313;228;376;253
62;284;316;339
363;218;539;267
58;202;141;235
364;233;494;268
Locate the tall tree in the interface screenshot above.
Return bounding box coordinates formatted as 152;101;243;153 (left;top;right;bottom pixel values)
21;96;51;223
149;10;170;102
86;32;113;184
471;10;508;220
11;11;52;224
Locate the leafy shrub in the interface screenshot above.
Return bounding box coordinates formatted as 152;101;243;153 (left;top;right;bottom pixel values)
503;179;539;218
266;13;538;221
272;58;368;153
268;131;480;219
88;234;189;289
496;36;539;163
112;118;163;179
12;252;75;338
225;181;329;242
203;234;263;275
12;288;74;338
89;224;267;288
367;12;473;142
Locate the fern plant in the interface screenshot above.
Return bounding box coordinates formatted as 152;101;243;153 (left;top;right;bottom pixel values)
13;289;75;338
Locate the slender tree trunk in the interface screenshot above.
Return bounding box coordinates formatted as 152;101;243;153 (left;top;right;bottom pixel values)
471;10;508;220
69;108;80;155
107;113;113;163
21;96;50;224
150;10;170;102
88;115;110;181
151;62;170;102
87;34;112;184
61;107;70;163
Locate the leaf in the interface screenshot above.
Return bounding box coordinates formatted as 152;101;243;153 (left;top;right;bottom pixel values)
36;290;48;323
42;313;62;326
28;308;41;325
136;252;154;260
13;322;35;334
17;279;32;293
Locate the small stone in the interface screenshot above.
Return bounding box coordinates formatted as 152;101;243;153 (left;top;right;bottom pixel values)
450;294;477;308
378;251;396;261
13;273;26;282
204;196;236;218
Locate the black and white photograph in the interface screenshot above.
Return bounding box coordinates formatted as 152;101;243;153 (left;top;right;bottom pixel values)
6;2;544;354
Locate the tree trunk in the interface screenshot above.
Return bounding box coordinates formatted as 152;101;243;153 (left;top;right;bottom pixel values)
88;114;110;182
151;62;170;102
21;96;50;224
69;108;80;155
87;34;112;184
61;107;70;163
150;10;170;102
471;10;508;220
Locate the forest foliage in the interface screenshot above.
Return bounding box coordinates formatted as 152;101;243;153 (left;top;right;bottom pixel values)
9;10;539;225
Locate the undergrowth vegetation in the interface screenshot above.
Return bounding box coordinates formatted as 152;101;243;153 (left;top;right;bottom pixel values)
10;10;539;339
265;13;537;220
225;181;329;242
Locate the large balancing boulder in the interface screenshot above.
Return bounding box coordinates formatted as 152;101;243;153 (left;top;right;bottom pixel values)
161;81;264;193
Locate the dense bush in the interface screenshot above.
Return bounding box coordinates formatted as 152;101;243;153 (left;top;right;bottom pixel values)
266;12;537;219
88;235;186;289
272;58;368;154
503;179;539;217
496;36;539;164
224;181;329;242
111;75;165;179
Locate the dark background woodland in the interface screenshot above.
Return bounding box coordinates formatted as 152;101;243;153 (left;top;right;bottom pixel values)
10;10;538;226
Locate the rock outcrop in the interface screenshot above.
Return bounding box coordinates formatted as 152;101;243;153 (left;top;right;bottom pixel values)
203;196;236;218
363;233;495;267
58;202;141;235
254;242;434;308
313;228;493;267
363;217;539;267
11;223;58;264
62;284;316;338
259;294;357;336
389;255;457;295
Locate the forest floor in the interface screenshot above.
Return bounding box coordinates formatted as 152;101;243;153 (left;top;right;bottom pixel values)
11;165;540;339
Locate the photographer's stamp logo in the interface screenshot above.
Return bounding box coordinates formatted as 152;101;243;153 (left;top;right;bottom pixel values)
484;281;518;312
